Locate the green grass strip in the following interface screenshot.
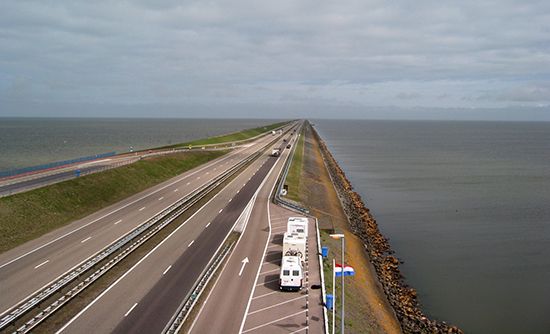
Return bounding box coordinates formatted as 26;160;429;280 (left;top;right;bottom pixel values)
285;127;305;202
161;121;289;149
0;150;226;254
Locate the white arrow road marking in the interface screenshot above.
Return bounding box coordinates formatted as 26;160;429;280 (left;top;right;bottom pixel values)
239;257;249;277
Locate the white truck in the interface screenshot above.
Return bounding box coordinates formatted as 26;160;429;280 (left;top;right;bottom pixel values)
271;148;281;157
279;256;303;291
283;232;306;260
287;217;309;238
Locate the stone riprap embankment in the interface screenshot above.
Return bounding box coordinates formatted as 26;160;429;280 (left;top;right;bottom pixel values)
311;126;463;334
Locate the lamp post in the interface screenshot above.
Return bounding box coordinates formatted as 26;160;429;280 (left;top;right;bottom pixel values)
330;233;345;334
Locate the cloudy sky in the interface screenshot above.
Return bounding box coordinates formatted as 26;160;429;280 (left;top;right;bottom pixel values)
1;0;550;119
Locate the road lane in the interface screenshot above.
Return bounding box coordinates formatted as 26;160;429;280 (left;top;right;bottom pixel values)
56;138;288;333
188;132;300;334
0;125;295;317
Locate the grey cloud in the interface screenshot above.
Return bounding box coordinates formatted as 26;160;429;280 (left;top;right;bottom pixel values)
1;0;550;118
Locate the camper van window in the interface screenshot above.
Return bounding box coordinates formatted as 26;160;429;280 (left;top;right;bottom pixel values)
293;270;300;276
283;270;290;276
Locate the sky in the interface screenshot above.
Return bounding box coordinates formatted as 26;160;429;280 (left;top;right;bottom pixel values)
1;0;550;120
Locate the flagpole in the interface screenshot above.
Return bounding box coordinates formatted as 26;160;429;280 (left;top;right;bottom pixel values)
341;236;345;334
332;257;336;334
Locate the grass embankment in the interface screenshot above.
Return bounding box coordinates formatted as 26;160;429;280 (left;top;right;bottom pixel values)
284;126;305;202
0;150;226;254
291;121;402;334
162;121;289;149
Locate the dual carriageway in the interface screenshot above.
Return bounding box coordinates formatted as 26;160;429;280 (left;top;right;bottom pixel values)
0;121;325;333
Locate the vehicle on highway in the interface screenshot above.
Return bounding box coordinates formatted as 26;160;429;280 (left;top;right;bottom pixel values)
271;148;281;157
286;144;291;149
279;256;303;291
287;217;308;237
283;232;306;260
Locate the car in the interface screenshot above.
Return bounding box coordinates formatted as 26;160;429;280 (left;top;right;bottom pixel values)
286;144;291;149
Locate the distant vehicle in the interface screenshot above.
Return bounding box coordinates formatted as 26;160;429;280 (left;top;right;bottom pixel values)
283;139;287;142
283;232;306;260
272;130;276;135
271;148;281;157
279;256;303;291
286;144;291;149
287;217;308;237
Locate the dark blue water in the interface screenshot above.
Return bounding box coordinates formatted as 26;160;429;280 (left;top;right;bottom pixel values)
314;120;550;334
0;118;276;171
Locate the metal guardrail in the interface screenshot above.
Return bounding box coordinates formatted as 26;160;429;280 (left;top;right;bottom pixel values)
273;124;309;214
0;152;116;179
161;123;299;334
0;134;280;333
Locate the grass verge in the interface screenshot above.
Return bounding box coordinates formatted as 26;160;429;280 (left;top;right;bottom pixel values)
0;150;226;254
161;121;289;149
284;126;305;202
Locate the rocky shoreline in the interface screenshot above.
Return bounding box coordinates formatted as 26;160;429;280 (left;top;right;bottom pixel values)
310;125;463;334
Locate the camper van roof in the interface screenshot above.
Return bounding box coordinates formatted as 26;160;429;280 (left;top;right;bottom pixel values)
288;217;308;223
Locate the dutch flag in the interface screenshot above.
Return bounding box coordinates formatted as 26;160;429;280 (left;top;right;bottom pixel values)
334;263;355;277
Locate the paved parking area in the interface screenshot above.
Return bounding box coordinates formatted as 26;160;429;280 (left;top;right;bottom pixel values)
240;205;324;334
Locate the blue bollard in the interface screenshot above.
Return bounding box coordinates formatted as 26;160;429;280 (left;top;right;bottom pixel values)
326;294;334;310
321;246;329;258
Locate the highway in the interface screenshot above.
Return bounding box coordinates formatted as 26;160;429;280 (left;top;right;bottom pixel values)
188;128;324;333
55;128;298;333
0;123;295;320
0;155;139;197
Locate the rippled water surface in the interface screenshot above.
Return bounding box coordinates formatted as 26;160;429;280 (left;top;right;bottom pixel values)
0;118;275;171
314;120;550;334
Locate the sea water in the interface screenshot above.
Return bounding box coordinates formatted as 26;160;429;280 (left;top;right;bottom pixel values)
314;119;550;334
0;118;274;172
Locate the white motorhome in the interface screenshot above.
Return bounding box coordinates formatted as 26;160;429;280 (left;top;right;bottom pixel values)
279;256;303;291
283;232;306;260
287;217;309;237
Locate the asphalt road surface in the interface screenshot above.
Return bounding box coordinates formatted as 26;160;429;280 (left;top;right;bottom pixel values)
0;124;295;318
187;134;325;334
56;134;293;333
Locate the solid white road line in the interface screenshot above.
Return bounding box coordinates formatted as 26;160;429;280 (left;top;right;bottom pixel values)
288;327;308;334
255;278;279;287
114;219;122;225
139;207;145;211
259;268;279;275
124;303;138;317
241;310;307;333
80;237;92;243
188;240;195;247
34;260;49;269
239;138;291;334
163;265;172;275
251;291;277;300
247;295;306;315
